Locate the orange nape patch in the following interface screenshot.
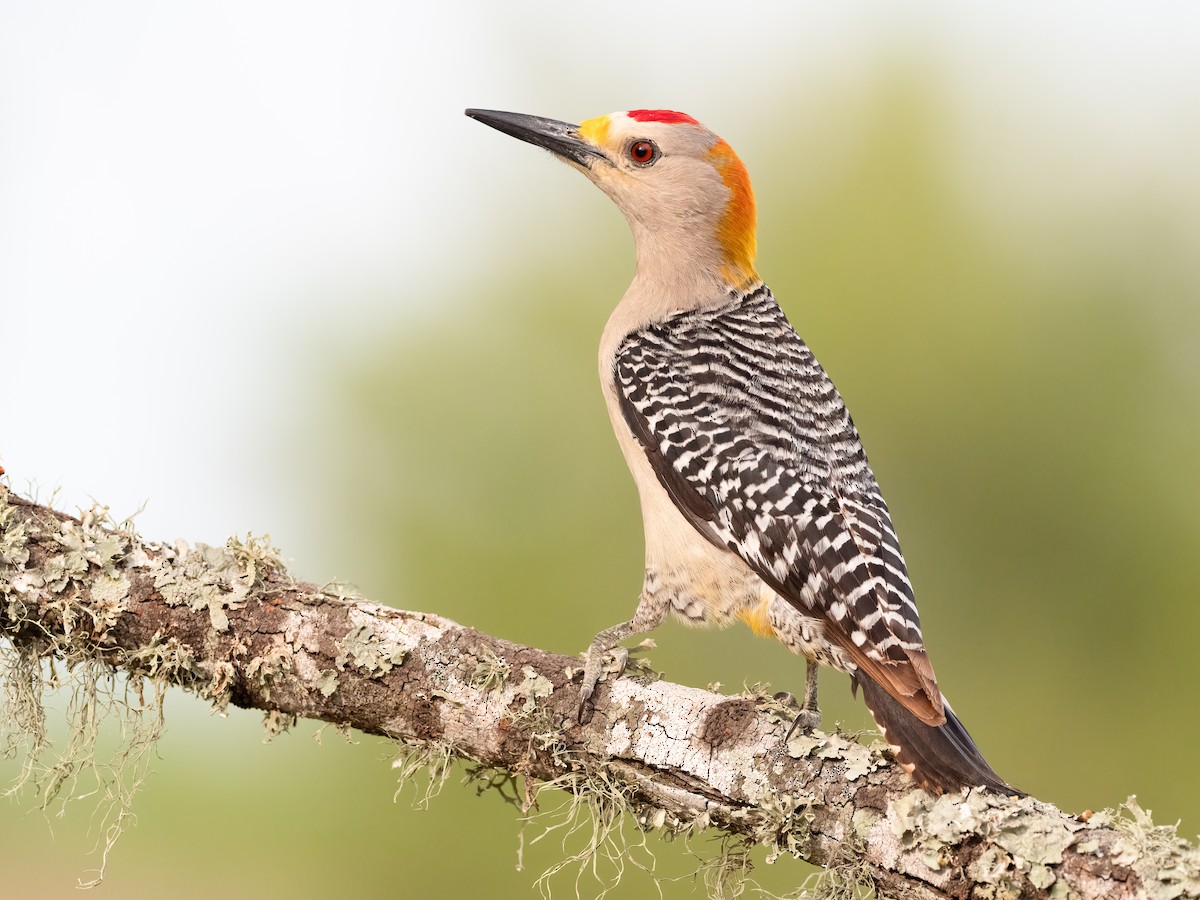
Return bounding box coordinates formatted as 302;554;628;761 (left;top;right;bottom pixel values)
707;139;758;287
738;599;776;639
577;114;611;147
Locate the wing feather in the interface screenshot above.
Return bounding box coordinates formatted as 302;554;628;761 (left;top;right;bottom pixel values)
614;286;944;725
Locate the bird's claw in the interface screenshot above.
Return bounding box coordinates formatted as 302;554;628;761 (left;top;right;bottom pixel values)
784;708;822;744
577;686;595;724
577;646;630;723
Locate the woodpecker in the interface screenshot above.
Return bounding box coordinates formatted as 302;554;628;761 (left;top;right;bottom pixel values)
466;107;1017;795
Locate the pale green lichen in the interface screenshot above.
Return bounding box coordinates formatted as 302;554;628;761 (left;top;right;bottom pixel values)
40;510;128;595
225;532;284;586
882;785;1200;898
696;834;755;899
0;493;163;887
245;645;292;701
152;539;258;632
882;786;1200;898
315;668;340;698
785;732;825;758
335;623;406;676
745;682;797;721
785;729;884;784
887;789;1065;881
1102;796;1200;899
0;496;31;575
470;646;511;694
513;665;554;716
0;491;287;887
392;739;455;810
261;710;297;741
320;580;367;602
526;763;654;900
851;807;881;841
792;833;877;900
457;736;702;899
504;665;564;760
522;758;844;900
90;572;131;605
991;803;1079;866
204;661;237;711
736;788;820;873
968;844;1013;886
122;633;199;682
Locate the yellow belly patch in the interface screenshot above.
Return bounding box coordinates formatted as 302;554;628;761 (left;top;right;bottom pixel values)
738;599;776;638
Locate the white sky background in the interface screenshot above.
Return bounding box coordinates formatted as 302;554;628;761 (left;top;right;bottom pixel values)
2;1;1198;566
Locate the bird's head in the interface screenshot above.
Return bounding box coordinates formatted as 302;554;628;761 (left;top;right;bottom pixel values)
466;108;758;290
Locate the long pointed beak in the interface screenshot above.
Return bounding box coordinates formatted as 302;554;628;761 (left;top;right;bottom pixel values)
465;109;608;168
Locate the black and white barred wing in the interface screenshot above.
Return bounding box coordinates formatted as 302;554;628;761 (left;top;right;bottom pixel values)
614;287;944;724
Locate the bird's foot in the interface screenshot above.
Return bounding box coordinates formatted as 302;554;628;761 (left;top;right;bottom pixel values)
577;644;629;724
783;657;823;741
783;707;822;743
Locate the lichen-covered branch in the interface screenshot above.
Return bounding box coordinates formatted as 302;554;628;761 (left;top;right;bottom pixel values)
0;486;1197;898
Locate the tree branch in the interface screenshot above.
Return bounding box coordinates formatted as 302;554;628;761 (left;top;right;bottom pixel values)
1;486;1196;898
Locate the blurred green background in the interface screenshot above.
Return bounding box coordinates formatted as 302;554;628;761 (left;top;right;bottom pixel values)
4;3;1200;898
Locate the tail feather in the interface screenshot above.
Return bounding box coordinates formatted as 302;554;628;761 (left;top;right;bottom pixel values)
855;674;1022;796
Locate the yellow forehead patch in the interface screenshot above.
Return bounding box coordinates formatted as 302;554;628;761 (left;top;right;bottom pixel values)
707;140;758;286
577;114;611;147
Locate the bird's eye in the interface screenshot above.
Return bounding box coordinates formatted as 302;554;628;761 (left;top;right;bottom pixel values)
628;140;659;166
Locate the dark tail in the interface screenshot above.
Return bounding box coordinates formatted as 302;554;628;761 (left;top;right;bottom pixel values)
855;674;1022;796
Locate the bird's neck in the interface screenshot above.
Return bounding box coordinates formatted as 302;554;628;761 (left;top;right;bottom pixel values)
627;220;759;309
599;250;763;365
